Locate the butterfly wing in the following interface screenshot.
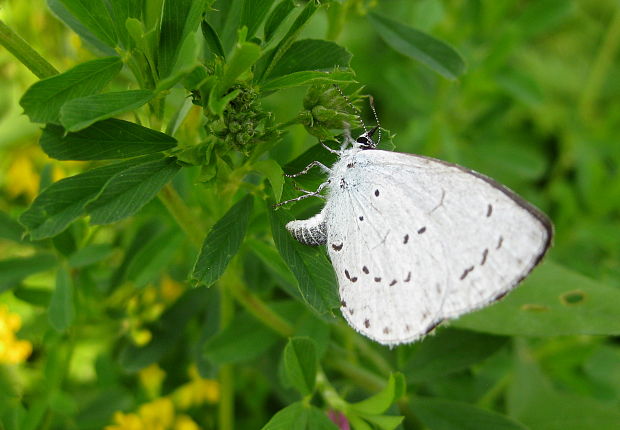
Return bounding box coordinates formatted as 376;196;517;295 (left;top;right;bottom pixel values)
324;149;552;345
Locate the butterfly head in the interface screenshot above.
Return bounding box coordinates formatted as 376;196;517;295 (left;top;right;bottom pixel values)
356;125;379;149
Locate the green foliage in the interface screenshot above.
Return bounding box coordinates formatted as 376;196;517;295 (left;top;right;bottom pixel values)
0;0;619;429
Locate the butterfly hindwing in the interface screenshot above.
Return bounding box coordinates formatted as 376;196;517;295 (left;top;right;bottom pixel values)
323;149;552;345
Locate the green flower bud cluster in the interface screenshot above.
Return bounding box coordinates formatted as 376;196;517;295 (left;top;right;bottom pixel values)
206;84;280;155
299;84;360;139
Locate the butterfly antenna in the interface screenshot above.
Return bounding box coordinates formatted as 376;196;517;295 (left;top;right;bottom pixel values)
333;84;367;133
368;95;381;145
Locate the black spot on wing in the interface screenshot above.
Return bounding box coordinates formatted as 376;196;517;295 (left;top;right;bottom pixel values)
362;266;369;274
389;279;397;286
364;319;370;328
481;249;489;265
374;189;380;197
351;277;358;283
497;236;504;249
404;272;411;282
340;300;347;307
417;227;426;234
332;243;343;251
383;327;390;334
403;234;409;244
460;266;474;280
374;277;381;282
344;269;351;280
487;204;493;217
359;216;364;221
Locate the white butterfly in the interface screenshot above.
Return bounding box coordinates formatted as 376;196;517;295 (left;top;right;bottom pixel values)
281;125;553;346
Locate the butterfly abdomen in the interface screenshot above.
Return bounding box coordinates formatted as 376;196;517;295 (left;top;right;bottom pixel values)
285;211;327;246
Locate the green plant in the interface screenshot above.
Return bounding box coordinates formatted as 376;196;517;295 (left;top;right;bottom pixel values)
1;1;620;429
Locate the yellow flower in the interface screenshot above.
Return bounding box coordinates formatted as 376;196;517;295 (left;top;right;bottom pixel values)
139;398;175;430
105;398;177;430
139;364;166;398
173;415;201;430
5;152;39;200
0;305;32;364
172;366;220;409
160;276;184;303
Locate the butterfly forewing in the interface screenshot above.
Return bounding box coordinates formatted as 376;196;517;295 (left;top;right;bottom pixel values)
323;149;552;345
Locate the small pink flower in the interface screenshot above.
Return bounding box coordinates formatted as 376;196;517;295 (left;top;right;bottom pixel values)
327;410;350;430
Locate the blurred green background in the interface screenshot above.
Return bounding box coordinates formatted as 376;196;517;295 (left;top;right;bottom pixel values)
1;0;620;429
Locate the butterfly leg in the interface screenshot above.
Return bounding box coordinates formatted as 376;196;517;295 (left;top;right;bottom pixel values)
285;161;331;178
273;181;329;208
321;141;340;155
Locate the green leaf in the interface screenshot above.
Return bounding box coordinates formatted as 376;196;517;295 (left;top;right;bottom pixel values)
252;160;284;201
0;211;24;242
20;156;156;240
119;288;211;372
261;70;355;91
412;397;528;430
40;119;177;161
264;0;295;43
508;357;620;430
350;373;406;415
20;57;122;123
355;414;403;430
454;261;620;336
220;40;262;91
246;238;300;297
0;254;57;292
268;207;339;314
261;402;339;430
241;0;275;39
125;229;183;288
48;267;75;332
265;39;351;80
514;0;575;39
86;157;181;225
283;337;318;395
204;310;280;364
59;90;154;132
158;0;208;78
13;286;52;307
192;195;254;287
67;244;113;268
50;0;118;48
201;19;226;58
405;329;508;383
368;12;465;80
47;0;116;55
256;0;320;81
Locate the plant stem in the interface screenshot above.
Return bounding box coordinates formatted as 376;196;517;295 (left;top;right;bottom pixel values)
225;266;295;337
158;184;206;248
218;270;235;430
0;19;58;78
579;6;620;121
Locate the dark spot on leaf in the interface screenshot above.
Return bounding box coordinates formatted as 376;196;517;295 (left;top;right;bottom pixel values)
364;319;370;328
521;303;549;312
403;234;409;244
417;226;426;234
332;243;343;251
362;266;369;274
561;290;586;305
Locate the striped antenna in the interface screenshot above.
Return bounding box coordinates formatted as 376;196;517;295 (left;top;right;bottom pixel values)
333;84;367;133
